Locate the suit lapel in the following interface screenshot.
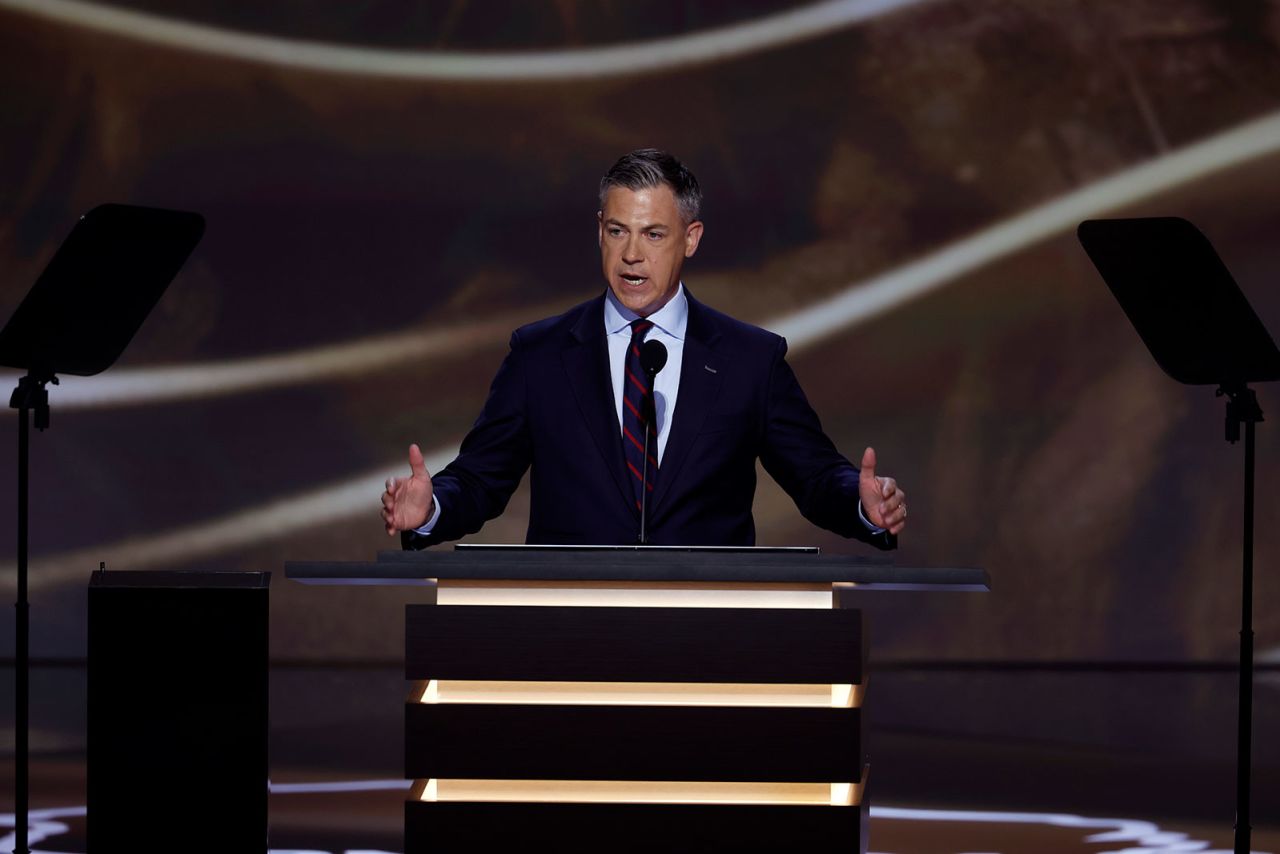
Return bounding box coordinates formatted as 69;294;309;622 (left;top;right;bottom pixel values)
562;296;636;516
651;294;723;515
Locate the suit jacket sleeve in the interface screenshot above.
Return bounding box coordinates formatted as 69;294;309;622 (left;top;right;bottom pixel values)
758;337;896;550
402;332;533;549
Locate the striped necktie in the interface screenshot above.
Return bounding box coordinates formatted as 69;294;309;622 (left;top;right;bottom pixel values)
622;318;658;511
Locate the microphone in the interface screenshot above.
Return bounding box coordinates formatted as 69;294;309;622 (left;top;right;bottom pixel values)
637;338;667;545
639;339;667;423
640;339;668;377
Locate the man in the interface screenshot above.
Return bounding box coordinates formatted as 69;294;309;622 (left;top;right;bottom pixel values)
382;149;906;548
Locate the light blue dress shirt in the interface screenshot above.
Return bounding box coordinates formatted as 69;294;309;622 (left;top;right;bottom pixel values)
603;282;687;465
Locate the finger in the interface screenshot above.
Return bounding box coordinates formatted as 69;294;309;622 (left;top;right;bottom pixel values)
873;479;895;520
860;446;876;481
408;443;428;478
382;493;395;510
887;495;907;532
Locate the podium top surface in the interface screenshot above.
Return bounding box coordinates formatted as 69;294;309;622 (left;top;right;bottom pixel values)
285;547;988;591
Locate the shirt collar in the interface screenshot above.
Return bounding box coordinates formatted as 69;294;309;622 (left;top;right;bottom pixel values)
603;283;688;341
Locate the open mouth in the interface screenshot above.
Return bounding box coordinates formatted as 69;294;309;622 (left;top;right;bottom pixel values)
621;274;647;286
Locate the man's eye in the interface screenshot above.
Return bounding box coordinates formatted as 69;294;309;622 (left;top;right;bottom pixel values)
648;231;664;240
608;227;623;237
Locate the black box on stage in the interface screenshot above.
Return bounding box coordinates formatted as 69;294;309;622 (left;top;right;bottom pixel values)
87;570;269;853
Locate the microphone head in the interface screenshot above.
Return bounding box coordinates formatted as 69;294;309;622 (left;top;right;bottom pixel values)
640;339;668;377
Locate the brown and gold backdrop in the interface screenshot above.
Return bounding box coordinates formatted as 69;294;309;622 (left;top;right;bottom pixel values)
1;0;1278;793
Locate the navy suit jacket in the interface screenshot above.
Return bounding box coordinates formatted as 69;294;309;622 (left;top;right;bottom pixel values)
404;290;895;550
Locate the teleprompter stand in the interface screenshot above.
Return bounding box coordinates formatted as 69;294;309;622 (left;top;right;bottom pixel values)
1078;217;1280;854
0;204;203;854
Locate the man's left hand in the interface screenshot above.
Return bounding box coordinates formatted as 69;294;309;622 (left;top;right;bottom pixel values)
859;446;906;535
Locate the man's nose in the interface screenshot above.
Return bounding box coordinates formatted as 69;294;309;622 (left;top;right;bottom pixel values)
623;234;645;264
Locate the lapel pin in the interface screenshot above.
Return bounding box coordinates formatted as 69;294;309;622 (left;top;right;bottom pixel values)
704;364;718;374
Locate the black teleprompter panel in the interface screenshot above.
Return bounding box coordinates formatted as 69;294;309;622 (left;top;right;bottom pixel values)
405;797;869;854
406;605;865;684
88;571;268;853
406;703;861;782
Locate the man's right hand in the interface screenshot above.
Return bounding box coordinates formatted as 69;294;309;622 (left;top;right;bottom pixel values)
382;443;434;536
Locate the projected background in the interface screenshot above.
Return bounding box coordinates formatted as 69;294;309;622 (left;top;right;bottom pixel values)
1;0;1278;846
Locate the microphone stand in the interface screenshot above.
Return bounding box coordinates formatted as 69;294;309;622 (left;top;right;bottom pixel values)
635;338;667;545
638;397;654;545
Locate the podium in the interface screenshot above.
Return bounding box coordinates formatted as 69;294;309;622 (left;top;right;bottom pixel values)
287;546;986;853
87;570;269;852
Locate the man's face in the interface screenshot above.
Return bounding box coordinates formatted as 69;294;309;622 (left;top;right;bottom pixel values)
598;184;703;317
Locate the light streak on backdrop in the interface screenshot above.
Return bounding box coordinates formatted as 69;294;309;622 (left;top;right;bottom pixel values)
5;109;1280;588
3;110;1278;409
0;447;456;588
771;109;1280;351
0;0;937;81
0;317;515;409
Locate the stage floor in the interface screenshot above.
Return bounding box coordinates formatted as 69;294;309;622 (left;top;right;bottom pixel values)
4;758;1279;853
3;665;1278;852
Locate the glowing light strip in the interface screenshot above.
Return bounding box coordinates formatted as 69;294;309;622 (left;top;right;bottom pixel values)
414;679;860;708
0;0;934;81
434;578;834;609
7;111;1280;586
417;777;860;806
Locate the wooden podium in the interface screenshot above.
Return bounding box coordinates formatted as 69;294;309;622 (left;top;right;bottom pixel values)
287;546;986;853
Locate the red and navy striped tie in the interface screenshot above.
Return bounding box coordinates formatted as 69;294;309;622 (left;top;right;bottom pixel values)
622;319;658;511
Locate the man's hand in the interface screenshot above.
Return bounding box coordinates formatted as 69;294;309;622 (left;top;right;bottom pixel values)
382;444;435;536
858;446;906;536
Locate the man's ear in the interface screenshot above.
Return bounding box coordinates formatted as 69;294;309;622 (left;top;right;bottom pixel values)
684;220;704;258
597;210;605;246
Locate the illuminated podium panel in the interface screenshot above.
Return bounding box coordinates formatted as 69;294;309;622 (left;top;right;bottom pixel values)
288;546;987;854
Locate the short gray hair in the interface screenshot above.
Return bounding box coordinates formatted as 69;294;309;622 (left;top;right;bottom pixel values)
599;149;702;223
